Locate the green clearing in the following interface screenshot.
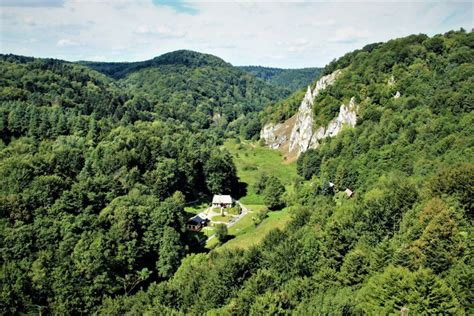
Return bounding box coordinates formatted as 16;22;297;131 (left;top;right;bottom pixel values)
208;139;297;251
222;139;297;205
219;207;292;250
225;205;268;237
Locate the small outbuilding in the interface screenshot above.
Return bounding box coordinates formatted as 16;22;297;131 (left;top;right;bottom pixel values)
187;214;209;232
212;195;233;208
344;188;354;198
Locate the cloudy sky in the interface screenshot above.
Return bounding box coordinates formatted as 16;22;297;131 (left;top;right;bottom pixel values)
0;0;472;68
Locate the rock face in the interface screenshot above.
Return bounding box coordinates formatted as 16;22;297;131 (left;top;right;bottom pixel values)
309;97;357;149
260;122;286;149
260;69;359;160
288;86;315;154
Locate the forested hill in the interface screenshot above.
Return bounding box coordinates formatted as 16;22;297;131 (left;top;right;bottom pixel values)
95;30;473;314
239;65;323;91
1;30;473;315
79;50;290;135
0;51;280;313
79;50;231;79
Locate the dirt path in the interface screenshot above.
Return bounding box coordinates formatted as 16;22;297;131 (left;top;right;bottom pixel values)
204;201;250;244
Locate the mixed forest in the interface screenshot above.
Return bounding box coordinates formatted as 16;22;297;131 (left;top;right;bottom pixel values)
238;66;322;92
1;30;473;315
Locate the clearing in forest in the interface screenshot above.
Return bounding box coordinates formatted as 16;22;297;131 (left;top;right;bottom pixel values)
222;139;297;205
205;139;297;249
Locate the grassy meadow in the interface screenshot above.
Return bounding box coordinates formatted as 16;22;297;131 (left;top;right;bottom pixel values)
205;140;297;250
222;139;297;204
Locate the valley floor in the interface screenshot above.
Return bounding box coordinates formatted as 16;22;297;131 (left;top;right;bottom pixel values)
203;139;297;249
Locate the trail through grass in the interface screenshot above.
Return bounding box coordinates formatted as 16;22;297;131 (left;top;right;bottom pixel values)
205;140;297;250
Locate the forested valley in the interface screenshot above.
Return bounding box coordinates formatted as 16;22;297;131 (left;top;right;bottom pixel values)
237;66;323;92
1;30;473;315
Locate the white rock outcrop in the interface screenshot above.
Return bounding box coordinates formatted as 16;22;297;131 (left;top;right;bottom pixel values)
313;69;342;97
309;97;358;149
260;122;287;149
288;86;315;154
288;70;342;155
260;69;359;158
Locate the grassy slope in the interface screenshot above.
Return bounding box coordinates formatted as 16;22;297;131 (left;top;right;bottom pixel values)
184;201;209;215
223;139;297;204
206;140;297;250
220;207;292;250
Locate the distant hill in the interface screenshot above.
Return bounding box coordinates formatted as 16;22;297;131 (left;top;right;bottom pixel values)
79;50;231;80
0;53;123;120
239;66;323;91
77;50;289;133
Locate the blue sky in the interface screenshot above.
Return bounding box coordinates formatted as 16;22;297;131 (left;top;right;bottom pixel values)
0;0;472;68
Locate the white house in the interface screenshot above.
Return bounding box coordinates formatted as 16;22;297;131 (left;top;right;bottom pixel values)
212;194;233;208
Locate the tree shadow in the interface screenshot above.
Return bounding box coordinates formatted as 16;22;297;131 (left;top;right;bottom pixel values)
234;181;248;199
220;234;235;243
185;230;210;254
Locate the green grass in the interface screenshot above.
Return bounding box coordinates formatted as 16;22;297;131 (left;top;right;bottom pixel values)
219;208;292;251
204;140;297;250
201;227;215;237
211;215;233;223
244;204;267;212
227;212;254;236
184;201;208;215
205;207;292;250
222;139;297;205
228;204;268;237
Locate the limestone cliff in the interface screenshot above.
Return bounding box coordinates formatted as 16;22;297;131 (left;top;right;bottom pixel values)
309;97;357;149
260;69;358;160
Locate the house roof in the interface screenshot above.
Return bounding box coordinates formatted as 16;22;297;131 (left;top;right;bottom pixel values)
212;194;232;204
344;188;354;197
188;214;207;224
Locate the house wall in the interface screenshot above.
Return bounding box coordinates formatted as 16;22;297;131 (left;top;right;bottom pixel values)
187;224;201;231
212;203;232;208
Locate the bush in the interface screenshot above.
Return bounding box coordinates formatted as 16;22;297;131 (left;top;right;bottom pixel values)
264;176;286;210
254;172;269;194
252;208;269;226
214;224;228;242
227;205;241;215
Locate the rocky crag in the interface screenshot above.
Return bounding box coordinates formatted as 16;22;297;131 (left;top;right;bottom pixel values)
260;69;358;161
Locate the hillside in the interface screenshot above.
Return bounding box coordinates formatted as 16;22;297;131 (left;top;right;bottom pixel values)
239;65;323;91
80;50;289;135
1;30;473;315
80;50;231;79
0;52;276;314
95;30;473;315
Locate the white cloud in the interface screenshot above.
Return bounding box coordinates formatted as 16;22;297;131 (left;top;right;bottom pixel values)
87;55;106;61
331;27;371;43
134;24;186;38
1;0;472;67
56;38;79;47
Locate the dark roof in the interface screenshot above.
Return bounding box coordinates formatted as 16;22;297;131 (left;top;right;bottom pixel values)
188;215;207;225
